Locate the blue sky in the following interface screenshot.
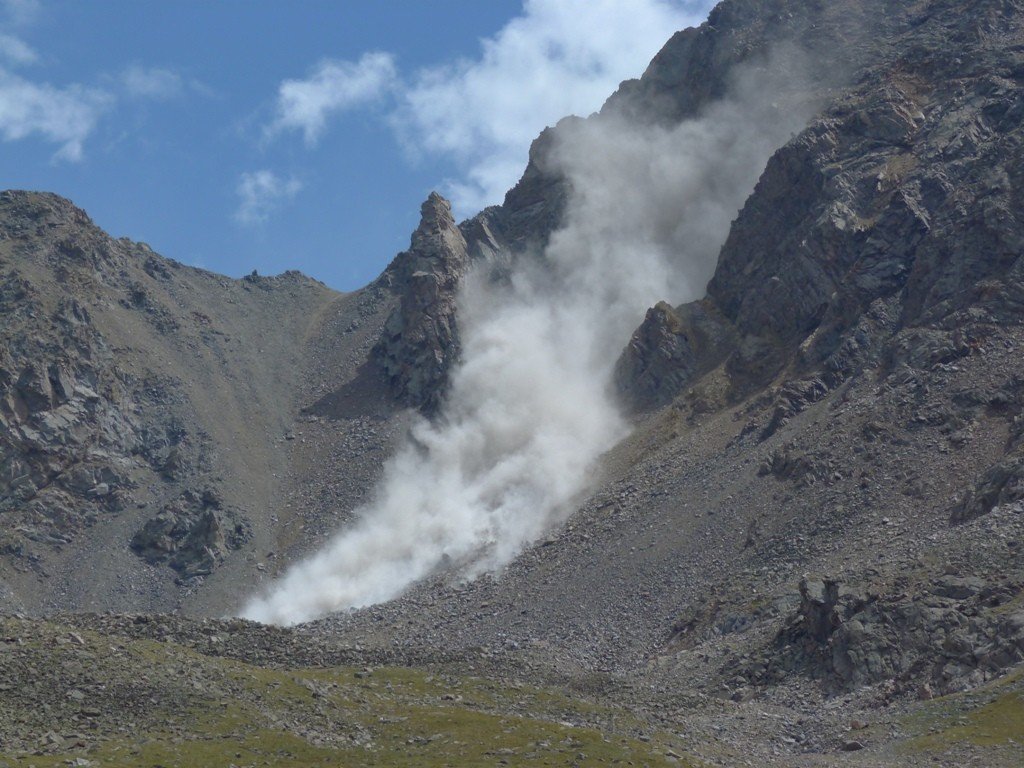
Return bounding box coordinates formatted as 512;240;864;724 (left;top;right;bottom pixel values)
0;0;714;290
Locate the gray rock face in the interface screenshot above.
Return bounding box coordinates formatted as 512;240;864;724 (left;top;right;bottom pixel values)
131;489;249;581
494;123;573;252
954;460;1024;524
604;0;1024;425
0;195;155;558
773;574;1024;696
614;300;736;412
372;193;471;413
797;578;845;645
708;0;1024;388
614;303;695;412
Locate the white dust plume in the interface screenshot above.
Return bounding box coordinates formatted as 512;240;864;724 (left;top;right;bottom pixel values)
242;52;814;626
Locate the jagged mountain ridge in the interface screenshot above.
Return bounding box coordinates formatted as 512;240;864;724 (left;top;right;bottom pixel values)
2;0;1024;764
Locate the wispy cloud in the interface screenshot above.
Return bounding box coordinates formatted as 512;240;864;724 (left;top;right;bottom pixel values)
233;169;302;225
262;1;707;217
0;0;40;69
0;32;36;65
1;0;41;28
268;51;397;145
120;65;184;100
0;67;111;160
0;0;115;160
394;0;705;214
255;2;711;222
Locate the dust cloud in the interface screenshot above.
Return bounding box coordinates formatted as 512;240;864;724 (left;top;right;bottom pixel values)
242;50;814;625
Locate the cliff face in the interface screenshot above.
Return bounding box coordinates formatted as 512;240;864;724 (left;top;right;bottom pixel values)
605;0;1024;405
370;194;473;413
708;0;1024;383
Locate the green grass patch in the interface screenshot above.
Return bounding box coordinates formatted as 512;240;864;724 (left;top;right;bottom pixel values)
902;669;1024;755
0;618;696;767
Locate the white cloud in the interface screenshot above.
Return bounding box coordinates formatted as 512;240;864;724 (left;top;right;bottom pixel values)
260;2;715;216
269;51;397;145
234;169;302;225
394;0;709;214
120;65;183;100
0;33;36;65
0;67;111;160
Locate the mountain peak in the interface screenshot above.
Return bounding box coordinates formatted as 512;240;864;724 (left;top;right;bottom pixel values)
0;190;94;236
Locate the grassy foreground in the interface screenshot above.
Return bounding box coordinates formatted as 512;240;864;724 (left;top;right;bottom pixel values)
0;617;693;767
899;667;1024;764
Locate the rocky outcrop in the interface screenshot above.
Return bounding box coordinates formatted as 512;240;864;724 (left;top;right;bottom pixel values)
614;300;736;412
494;123;573;252
614;303;694;412
538;0;1022;417
697;0;1024;402
372;193;471;413
0;196;165;560
768;574;1024;696
131;489;250;581
954;458;1024;524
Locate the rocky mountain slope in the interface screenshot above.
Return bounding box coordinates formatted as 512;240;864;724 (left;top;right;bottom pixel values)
0;186;513;617
3;0;1024;765
0;190;330;615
